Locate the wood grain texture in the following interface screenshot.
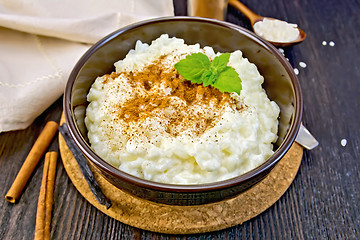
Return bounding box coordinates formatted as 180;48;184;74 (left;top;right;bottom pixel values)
1;0;360;239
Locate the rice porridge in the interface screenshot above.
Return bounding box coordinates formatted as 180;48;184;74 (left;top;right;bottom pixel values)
85;34;280;184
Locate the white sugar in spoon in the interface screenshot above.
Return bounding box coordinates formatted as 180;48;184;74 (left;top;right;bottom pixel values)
229;0;306;47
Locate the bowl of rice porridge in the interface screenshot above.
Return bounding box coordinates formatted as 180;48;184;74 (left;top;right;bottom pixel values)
64;17;302;205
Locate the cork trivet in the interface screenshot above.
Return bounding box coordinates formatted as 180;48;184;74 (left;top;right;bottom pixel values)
59;116;303;234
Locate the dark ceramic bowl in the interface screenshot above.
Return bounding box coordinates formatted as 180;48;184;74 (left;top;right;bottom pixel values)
64;17;302;206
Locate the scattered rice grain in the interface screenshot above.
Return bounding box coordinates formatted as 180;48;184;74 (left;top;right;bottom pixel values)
299;62;307;68
294;68;299;75
341;139;347;147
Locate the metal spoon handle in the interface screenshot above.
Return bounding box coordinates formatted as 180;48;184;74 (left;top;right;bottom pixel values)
295;124;319;150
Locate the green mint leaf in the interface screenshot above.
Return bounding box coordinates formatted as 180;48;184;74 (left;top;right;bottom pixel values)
212;53;230;72
174;53;211;84
174;52;242;95
212;66;242;95
202;69;217;87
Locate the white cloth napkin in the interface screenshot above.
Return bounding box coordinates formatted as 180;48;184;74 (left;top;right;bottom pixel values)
0;0;174;132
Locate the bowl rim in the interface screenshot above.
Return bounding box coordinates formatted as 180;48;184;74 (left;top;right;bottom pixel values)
64;16;303;193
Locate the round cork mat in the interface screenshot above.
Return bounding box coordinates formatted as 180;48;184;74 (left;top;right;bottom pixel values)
58;116;303;234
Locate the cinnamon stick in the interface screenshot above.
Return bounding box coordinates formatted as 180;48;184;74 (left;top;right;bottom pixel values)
34;151;58;240
5;121;58;203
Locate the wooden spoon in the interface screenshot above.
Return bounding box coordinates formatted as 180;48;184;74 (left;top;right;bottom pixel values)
228;0;306;47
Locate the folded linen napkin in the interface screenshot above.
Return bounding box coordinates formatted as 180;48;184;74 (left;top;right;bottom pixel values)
0;0;174;132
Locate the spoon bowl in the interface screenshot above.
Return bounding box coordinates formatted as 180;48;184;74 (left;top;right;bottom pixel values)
266;27;306;47
229;0;306;47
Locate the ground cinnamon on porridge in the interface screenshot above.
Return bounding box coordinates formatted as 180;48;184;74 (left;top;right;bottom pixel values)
102;55;237;137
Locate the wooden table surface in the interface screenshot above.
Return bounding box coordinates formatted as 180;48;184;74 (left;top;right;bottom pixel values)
1;0;359;239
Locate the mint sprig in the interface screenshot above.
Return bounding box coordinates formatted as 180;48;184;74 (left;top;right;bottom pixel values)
174;52;242;94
